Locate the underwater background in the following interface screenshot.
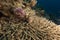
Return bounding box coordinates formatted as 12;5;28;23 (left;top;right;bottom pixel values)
37;0;60;24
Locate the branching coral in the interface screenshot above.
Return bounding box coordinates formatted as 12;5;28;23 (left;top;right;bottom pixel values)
0;0;37;18
0;0;60;40
0;13;60;40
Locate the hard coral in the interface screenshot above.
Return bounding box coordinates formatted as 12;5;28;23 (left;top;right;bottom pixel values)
0;0;60;40
0;0;23;18
0;0;37;21
14;8;25;18
23;0;37;7
0;13;60;40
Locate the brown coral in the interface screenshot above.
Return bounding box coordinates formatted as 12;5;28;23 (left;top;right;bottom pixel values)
0;0;60;40
30;0;37;7
23;0;37;7
0;13;60;40
0;0;23;17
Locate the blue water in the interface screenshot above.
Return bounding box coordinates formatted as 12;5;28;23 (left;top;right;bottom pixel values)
37;0;60;18
37;0;60;24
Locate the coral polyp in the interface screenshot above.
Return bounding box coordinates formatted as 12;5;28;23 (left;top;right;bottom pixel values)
14;8;26;18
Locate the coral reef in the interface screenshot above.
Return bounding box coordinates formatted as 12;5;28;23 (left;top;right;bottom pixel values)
0;0;60;40
0;12;60;40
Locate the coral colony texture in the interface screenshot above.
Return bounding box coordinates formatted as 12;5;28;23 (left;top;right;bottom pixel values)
0;0;60;40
